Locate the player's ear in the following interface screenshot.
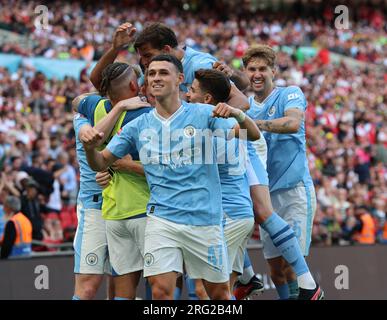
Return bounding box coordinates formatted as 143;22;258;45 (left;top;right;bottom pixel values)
129;79;139;93
203;93;213;105
177;72;184;86
162;45;172;53
271;66;277;79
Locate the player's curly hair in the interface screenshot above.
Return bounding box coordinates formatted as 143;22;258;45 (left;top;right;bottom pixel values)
242;45;276;68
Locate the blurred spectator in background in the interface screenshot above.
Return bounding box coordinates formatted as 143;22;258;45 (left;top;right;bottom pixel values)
0;195;32;259
20;178;46;243
342;206;376;245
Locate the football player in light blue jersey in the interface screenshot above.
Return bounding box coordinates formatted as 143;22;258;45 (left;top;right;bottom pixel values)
74;63;152;300
72;111;110;300
81;54;260;300
186;68;256;299
90;22;249;110
242;45;322;300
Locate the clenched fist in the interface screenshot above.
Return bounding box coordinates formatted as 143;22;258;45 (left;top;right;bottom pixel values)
79;125;105;150
212;102;241;119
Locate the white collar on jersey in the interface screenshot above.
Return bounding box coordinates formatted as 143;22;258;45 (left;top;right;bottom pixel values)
254;87;278;106
153;103;185;125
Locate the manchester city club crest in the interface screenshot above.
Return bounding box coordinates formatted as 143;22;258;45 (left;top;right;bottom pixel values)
268;105;276;117
183;125;196;138
144;253;155;267
85;253;98;266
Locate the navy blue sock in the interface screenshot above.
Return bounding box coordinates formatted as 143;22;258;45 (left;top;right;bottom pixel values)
185;275;199;300
174;287;182;300
145;280;152;300
276;284;290;300
288;280;299;299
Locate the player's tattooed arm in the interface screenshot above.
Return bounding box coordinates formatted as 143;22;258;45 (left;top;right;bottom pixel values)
90;22;136;90
255;108;304;133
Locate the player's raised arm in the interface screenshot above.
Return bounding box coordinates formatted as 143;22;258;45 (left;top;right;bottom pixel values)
213;62;249;111
80;125;118;172
92;96;150;143
213;61;250;92
90;22;136;90
255;108;304;134
212;103;260;141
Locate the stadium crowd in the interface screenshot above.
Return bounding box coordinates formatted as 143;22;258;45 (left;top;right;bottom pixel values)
0;0;385;65
0;0;386;253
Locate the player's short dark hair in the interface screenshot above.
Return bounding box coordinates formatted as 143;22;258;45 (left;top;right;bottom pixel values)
99;62;138;98
194;69;231;104
242;45;276;68
149;54;183;74
134;22;178;50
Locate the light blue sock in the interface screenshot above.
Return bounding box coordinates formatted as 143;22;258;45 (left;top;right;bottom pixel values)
231;295;236;300
72;295;81;300
275;284;289;300
173;287;182;300
261;212;309;276
145;280;152;300
288;280;299;299
114;297;129;300
185;275;199;300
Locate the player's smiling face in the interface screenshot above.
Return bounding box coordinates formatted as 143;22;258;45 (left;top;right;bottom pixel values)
186;79;205;103
245;58;275;95
147;61;183;98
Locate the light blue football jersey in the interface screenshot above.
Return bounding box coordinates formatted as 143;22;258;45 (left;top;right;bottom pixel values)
73;114;103;209
107;101;235;226
216;137;253;220
251;86;313;192
181;46;217;93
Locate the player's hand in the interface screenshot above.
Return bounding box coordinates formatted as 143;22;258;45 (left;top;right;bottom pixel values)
212;102;240;119
95;170;111;188
111;154;134;172
116;96;150;111
213;61;234;78
112;22;136;50
79;126;104;150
